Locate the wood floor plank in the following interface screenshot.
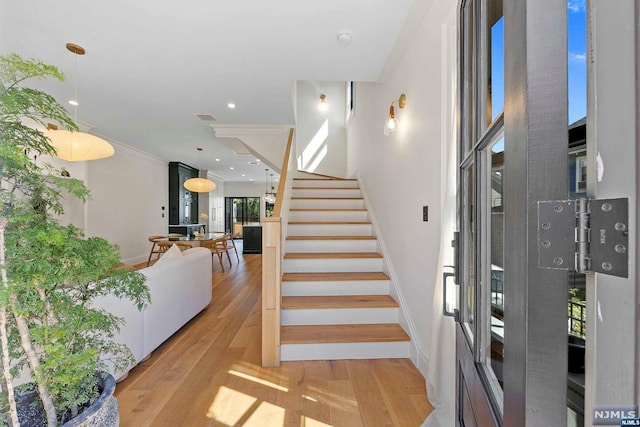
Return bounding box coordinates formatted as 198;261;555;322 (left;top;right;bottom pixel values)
282;272;390;281
289;208;367;211
286;235;377;241
116;242;430;426
288;221;372;225
282;295;399;309
284;252;382;259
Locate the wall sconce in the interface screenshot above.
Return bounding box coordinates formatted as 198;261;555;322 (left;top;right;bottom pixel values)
319;93;328;112
384;93;407;136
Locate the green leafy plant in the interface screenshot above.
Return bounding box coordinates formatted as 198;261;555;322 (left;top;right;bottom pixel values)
0;53;150;426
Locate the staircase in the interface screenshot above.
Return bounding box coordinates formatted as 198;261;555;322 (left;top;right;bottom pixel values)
280;173;410;361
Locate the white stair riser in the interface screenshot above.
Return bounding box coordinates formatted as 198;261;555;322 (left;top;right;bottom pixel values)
282;280;391;296
282;307;398;326
292;180;359;188
285;239;377;253
287;224;373;236
292;188;362;198
281;342;410;361
289;210;369;222
283;258;383;272
290;199;365;209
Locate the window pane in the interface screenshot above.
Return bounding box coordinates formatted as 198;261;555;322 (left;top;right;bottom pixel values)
489;14;504;122
489;136;505;393
463;163;476;337
567;1;587;423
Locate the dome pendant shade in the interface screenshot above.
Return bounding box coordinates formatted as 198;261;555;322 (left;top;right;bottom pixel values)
184;177;216;193
45;129;115;161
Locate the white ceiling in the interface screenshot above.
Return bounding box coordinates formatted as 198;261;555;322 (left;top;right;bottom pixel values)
0;0;412;182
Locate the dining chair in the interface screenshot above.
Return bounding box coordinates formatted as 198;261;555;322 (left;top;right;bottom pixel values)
202;239;232;272
223;234;240;262
157;241;192;253
212;231;239;262
146;235;167;266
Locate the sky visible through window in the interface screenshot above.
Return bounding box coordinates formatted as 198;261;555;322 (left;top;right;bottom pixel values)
567;0;587;125
491;0;586;127
490;0;585;154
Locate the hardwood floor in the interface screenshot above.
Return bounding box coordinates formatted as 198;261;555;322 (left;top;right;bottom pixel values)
117;245;433;426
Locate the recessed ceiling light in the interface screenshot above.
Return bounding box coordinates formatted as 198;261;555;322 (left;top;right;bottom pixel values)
229;167;234;170
242;174;246;177
68;100;79;106
337;31;352;45
227;103;236;109
215;158;220;162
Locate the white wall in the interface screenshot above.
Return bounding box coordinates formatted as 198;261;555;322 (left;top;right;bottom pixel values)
296;80;347;177
85;142;168;265
346;0;457;422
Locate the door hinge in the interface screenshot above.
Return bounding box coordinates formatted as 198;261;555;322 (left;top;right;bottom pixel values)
538;198;628;277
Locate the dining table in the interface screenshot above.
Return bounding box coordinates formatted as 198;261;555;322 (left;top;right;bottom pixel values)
165;232;228;248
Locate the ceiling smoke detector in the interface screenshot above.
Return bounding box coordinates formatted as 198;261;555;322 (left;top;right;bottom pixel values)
336;31;352;45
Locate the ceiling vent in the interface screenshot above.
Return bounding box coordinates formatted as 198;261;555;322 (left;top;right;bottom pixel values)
248;161;260;165
195;114;216;121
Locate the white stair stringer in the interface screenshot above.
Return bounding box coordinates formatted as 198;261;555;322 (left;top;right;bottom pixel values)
280;341;410;361
285;238;377;253
281;279;391;296
281;174;411;361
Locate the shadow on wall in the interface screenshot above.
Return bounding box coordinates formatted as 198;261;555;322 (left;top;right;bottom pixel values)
297;119;328;173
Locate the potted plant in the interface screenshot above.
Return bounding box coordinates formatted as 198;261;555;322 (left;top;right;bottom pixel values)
0;54;150;426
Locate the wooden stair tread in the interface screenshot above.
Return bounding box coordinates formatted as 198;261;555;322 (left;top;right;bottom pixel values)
284;252;382;259
282;295;398;309
286;235;377;240
292;186;360;190
282;272;390;281
281;324;409;344
288;221;371;225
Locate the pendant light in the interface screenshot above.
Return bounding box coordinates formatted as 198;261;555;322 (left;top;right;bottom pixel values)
184;148;216;193
264;169;276;204
45;43;115;161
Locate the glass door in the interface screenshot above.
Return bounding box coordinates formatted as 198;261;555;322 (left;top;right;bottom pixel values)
225;197;261;238
454;0;571;425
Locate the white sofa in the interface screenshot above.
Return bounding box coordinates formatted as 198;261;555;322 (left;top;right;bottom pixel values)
94;247;212;380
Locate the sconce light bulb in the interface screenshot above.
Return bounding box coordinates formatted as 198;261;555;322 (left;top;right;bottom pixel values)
384;105;399;136
319;93;328;112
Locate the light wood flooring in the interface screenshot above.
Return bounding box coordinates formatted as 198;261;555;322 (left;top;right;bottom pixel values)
117;244;433;426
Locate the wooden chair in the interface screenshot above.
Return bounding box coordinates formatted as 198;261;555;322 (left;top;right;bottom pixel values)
222;234;239;262
146;235;167;266
157;241;192;254
202;239;232;272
